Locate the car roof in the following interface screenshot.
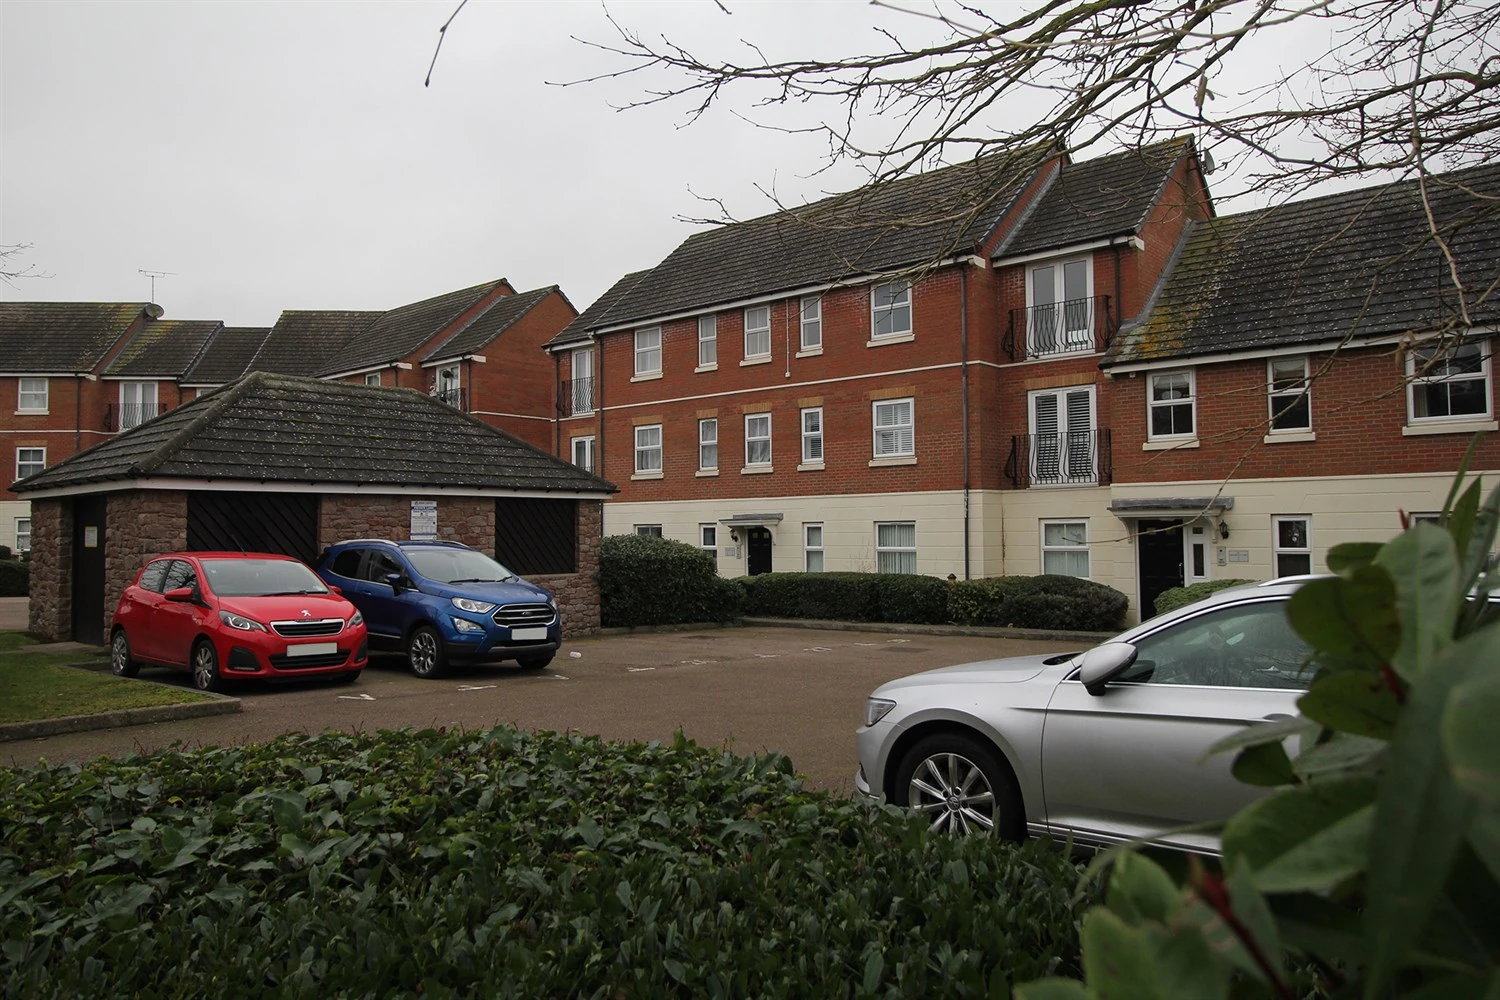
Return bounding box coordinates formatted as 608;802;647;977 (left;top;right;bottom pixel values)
329;538;472;550
150;551;303;562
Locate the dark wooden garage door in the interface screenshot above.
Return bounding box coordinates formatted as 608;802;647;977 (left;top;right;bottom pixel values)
495;498;577;575
187;492;319;563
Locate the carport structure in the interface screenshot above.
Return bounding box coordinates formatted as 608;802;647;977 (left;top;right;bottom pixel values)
12;372;615;643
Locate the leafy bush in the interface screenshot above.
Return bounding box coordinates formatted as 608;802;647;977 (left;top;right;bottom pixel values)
1;728;1086;997
1151;578;1257;616
599;533;742;627
0;559;28;597
740;572;949;624
949;575;1128;632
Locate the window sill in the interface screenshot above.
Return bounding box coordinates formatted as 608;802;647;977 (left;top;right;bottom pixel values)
630;372;662;383
695;469;719;477
867;332;915;348
1402;419;1498;436
1142;438;1199;451
869;456;917;467
1263;430;1316;444
797;462;825;472
695;363;718;373
741;465;774;475
739;356;773;367
15;410;48;416
630;471;664;481
795;347;823;358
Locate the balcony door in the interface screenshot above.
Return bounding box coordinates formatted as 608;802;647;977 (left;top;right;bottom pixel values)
119;380;158;431
1029;258;1091;355
571;348;595;415
1029;386;1096;486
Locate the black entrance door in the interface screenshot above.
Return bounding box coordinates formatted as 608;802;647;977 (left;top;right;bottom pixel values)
746;527;773;575
1136;518;1184;620
71;495;108;644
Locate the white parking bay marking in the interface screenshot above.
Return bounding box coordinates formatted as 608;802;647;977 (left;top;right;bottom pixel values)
755;653;780;659
545;674;569;681
627;667;656;673
886;639;911;644
456;684;496;691
337;694;375;702
855;642;880;647
803;646;833;652
679;659;714;665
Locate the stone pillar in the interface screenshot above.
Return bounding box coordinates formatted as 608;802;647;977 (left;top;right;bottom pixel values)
104;491;188;641
25;499;69;641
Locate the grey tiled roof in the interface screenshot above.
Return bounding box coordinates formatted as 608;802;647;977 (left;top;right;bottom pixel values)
597;150;1048;328
319;279;509;376
1105;162;1500;366
546;271;650;350
12;372;617;495
104;319;223;378
249;310;383;376
0;302;158;373
997;139;1197;258
181;326;272;385
424;285;560;362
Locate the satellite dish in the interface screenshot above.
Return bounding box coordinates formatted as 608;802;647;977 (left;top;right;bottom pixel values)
1202;149;1217;175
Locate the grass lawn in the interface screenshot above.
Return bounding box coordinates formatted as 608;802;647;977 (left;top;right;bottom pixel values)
0;633;213;724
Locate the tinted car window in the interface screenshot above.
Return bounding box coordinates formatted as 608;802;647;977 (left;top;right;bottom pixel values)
162;560;198;593
365;550;404;583
328;549;363;580
138;559;171;593
1121;600;1312;690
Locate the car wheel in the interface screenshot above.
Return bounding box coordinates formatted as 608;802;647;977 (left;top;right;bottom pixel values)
110;628;140;678
333;669;362;684
517;653;554;670
406;626;448;679
191;640;225;693
892;733;1024;839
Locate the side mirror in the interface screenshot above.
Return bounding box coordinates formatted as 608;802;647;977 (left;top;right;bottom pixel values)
1078;642;1139;696
385;573;404;593
327;584;342;595
164;586;196;604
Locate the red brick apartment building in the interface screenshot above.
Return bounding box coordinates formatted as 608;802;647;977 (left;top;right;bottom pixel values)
3;278;578;555
549;143;1498;620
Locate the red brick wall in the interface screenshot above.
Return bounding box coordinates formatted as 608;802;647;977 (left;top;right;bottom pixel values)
470;290;576;449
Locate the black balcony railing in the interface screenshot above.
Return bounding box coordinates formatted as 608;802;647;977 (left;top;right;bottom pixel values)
103;402;164;432
559;376;595;417
1002;295;1116;361
433;386;468;411
1005;429;1112;488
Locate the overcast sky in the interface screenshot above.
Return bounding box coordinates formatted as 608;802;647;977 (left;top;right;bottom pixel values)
1;1;1333;327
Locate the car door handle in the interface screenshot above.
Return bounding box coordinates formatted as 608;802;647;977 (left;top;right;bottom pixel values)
1262;713;1295;722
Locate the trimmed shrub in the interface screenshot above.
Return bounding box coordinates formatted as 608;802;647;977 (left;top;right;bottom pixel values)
1151;578;1258;616
600;533;742;627
874;573;951;624
1;728;1087;997
741;572;950;624
0;559;27;597
949;574;1128;632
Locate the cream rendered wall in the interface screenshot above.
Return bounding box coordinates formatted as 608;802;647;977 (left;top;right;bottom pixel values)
0;500;28;552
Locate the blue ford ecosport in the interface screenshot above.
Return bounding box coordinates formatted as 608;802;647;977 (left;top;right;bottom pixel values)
315;539;560;678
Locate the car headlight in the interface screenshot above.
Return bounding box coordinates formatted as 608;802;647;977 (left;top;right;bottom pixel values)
452;597;497;614
218;610;267;633
865;697;897;727
347;611;364;629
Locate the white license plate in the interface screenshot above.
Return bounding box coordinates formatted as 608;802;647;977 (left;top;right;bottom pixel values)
511;627;548;641
288;641;338;657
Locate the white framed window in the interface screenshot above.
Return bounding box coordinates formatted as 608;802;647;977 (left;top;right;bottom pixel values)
119;380;159;431
1407;341;1491;422
801;407;823;463
876;521;916;574
1273;516;1312;577
634;327;662;376
872;398;915;458
433;364;461;407
1268;356;1311;431
18;377;48;413
870;281;912;339
1041;520;1090;578
1029;386;1096;485
1026;258;1093;355
744;306;771;359
700;524;718;569
745;413;772;467
699;418;718;471
13;517;30;553
698;315;718;368
364;373;382;387
634;424;662;474
1148;369;1196;439
571;435;595;473
635;525;663;538
800;296;822;351
570;347;595;414
804;523;824;572
16;447;45;481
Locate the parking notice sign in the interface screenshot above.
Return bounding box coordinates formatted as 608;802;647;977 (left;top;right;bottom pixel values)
410;500;437;540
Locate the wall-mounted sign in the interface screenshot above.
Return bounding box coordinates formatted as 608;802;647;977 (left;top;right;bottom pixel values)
83;526;99;549
410;500;438;541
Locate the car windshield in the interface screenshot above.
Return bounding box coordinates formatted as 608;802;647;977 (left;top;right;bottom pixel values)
200;558;330;597
405;547;517;584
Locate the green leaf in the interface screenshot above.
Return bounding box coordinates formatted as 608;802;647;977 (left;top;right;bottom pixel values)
1470;810;1500;885
1225;859;1282;980
1205;714;1316;759
1221;776;1375;876
571;816;603;849
1298;671;1402;740
1252;804;1373;894
861;948;884;994
1105;852;1182;926
1287;569;1399;665
1145;923;1231;999
1230;742;1295;787
1458;482;1500;628
1447;480;1482;566
1377;522;1461;680
1327;541;1383;575
663;958;687;984
1013;980;1092;1000
1079;908;1164;999
1444;670;1500;807
1291;732;1387;780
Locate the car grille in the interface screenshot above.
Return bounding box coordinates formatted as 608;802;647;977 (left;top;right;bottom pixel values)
269;650;351;670
271;618;345;638
492;603;555;628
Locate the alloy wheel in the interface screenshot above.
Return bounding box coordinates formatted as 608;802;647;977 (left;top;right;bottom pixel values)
193;644;218;690
907;752;997;836
409;631;438;676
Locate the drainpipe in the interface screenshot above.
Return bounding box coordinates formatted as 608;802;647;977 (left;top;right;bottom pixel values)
553;353;562;456
596;338;605;482
1113;244;1123;332
75;375;83;450
961;267;971;581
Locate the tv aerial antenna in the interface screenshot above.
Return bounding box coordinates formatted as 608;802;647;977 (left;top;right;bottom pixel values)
138;269;175;302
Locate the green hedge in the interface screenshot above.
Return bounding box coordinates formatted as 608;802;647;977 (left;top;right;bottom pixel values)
1151;578;1258;616
599;534;742;627
740;571;950;624
949;575;1129;632
0;728;1086;997
0;559;27;597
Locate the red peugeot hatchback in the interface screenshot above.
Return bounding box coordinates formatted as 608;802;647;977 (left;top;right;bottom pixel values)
110;552;368;691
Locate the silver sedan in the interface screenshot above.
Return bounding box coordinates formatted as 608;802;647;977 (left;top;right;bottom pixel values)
854;579;1313;853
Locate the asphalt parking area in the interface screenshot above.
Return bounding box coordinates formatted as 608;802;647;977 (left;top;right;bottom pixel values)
4;625;1081;793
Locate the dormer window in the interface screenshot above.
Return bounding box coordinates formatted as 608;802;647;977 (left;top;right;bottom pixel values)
434;364;461;408
1026;258;1093;356
119;381;158;431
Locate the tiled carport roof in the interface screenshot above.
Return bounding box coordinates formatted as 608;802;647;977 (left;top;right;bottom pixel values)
181;326;272;385
1104;161;1500;366
318;279;510;376
424;285;562;363
0;302;159;374
545;270;650;350
248;310;383;376
11;372;617;496
104;319;223;378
